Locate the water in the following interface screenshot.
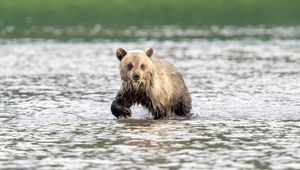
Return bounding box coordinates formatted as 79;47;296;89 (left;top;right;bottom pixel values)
0;33;300;169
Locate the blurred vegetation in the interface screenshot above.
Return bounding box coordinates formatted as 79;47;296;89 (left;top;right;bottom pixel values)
0;0;299;40
1;0;300;28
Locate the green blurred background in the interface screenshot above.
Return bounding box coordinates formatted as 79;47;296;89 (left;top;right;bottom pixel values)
0;0;299;39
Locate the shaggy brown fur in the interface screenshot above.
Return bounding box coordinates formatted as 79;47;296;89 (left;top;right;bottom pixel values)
111;48;192;119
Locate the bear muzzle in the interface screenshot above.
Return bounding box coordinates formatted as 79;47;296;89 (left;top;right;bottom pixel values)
132;73;140;81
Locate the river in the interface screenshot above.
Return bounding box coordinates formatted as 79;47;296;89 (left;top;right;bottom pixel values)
0;34;300;169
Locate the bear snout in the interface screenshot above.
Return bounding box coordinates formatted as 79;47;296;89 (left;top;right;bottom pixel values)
132;74;140;81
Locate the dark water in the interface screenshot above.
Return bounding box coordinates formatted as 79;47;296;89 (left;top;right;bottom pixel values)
0;31;300;169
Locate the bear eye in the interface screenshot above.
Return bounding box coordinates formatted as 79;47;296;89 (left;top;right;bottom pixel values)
127;63;133;70
141;63;145;70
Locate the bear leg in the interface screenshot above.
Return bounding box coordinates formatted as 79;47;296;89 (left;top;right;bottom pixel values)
174;100;192;117
111;99;132;118
151;106;166;119
153;112;164;119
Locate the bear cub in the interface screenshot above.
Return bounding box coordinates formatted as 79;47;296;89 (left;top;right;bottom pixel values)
111;48;192;119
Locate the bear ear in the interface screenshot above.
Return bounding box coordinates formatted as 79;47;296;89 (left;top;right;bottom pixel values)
145;48;154;57
116;48;127;61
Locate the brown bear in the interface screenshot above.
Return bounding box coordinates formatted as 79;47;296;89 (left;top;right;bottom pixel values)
111;48;192;119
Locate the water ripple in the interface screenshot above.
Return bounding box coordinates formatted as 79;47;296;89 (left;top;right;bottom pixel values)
0;39;300;169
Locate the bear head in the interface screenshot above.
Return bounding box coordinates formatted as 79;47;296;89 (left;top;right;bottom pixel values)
116;48;154;90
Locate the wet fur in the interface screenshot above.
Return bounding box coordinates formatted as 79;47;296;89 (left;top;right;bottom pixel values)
111;49;192;119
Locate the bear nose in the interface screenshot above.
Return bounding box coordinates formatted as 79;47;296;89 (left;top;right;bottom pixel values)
133;74;140;81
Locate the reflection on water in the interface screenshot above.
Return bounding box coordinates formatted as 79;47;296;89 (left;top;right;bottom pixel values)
0;37;300;169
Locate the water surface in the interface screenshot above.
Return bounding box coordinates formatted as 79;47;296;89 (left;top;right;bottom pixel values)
0;37;300;169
